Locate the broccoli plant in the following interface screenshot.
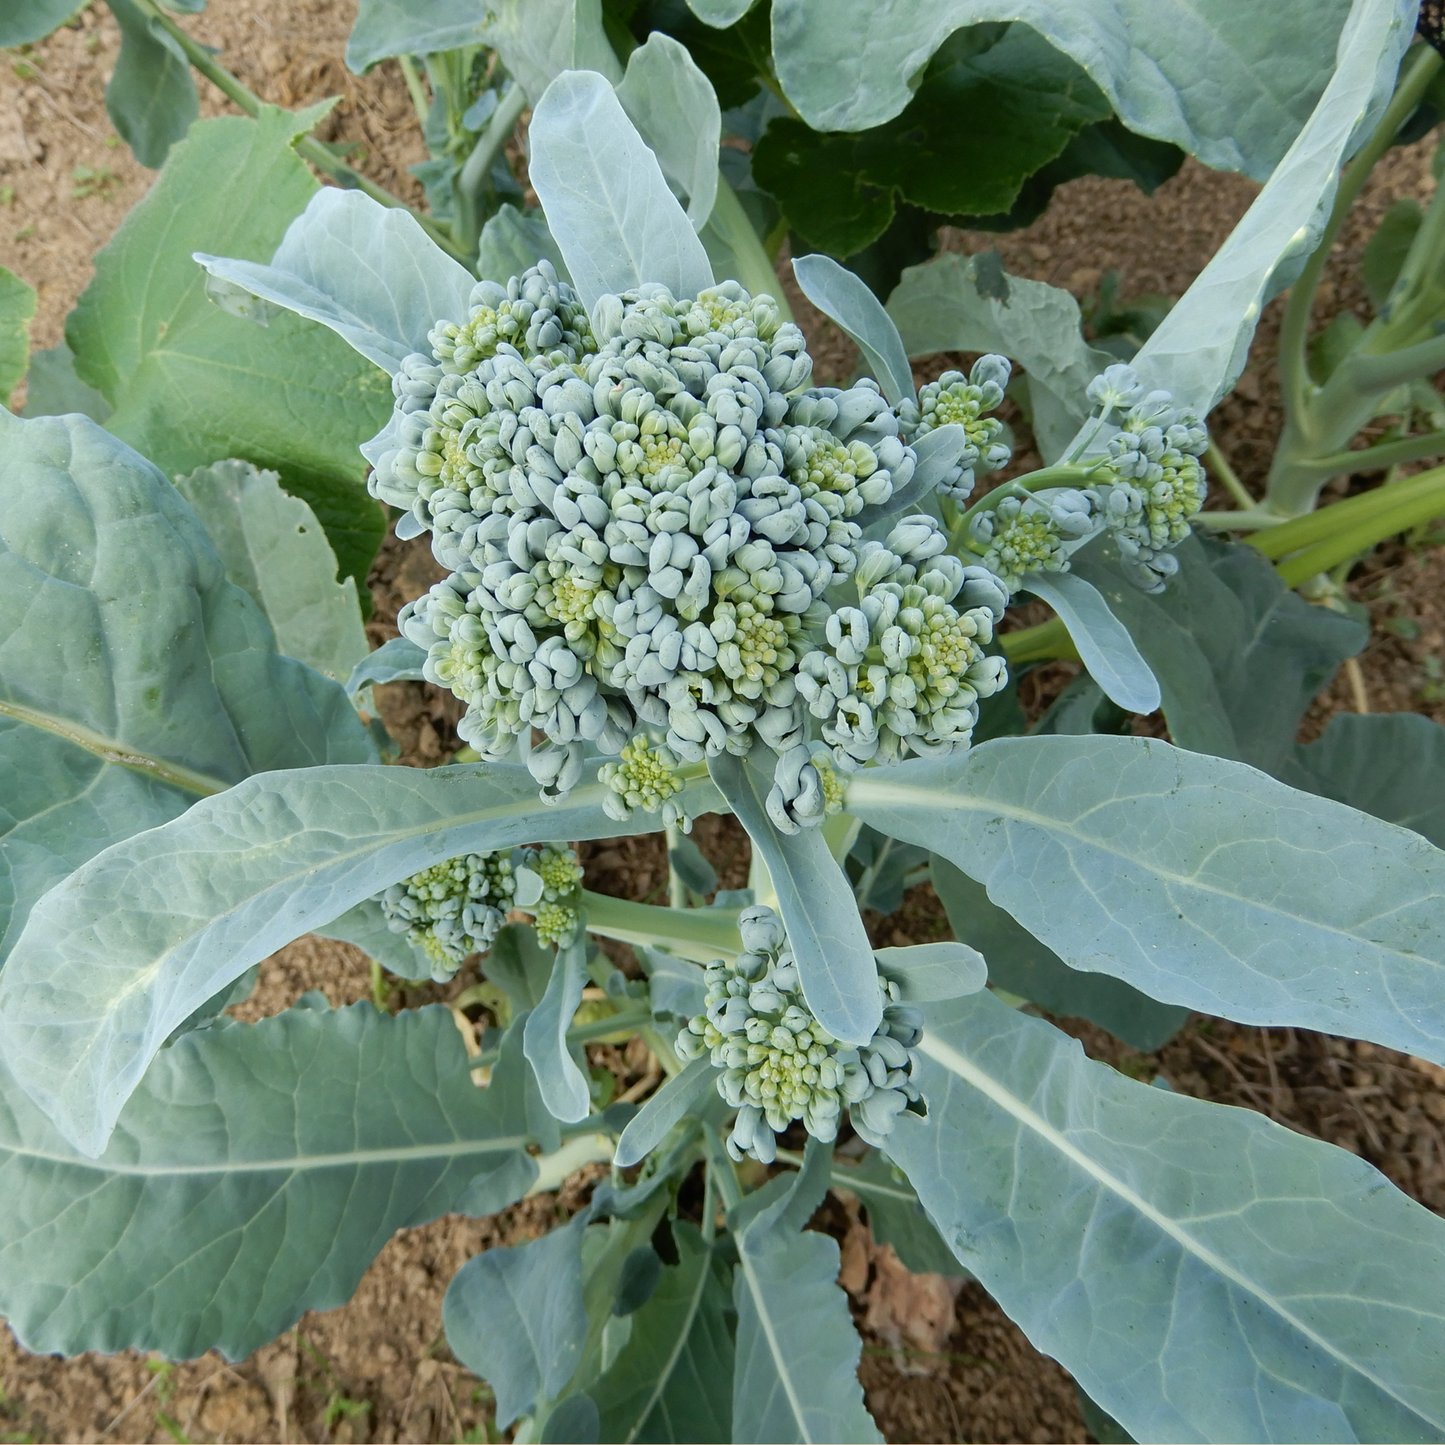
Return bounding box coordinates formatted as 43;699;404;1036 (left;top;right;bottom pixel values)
1;3;1445;1444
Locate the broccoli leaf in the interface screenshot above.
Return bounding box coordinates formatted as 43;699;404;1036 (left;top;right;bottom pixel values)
174;460;370;686
529;70;715;316
772;0;1363;182
754;24;1109;256
477;204;572;286
481;0;623;105
345;0;489;73
67;107;392;589
0;1003;540;1360
848;734;1445;1064
19;343;110;422
0;0;79;47
829;1149;962;1278
931;855;1190;1051
0;412;373;967
0;759;725;1157
592;1222;735;1442
890;989;1445;1442
105;0;199;169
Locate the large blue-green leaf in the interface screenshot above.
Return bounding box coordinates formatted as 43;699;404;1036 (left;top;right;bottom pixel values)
592;1222;734;1443
1282;712;1445;849
887;251;1112;462
0;265;35;409
480;0;622;105
708;748;881;1047
931;855;1189;1051
616;32;720;230
173;460;369;686
846;734;1445;1062
1120;0;1415;417
346;0;489;73
444;1213;589;1429
890;988;1445;1441
0;412;373;965
1024;572;1159;715
792;254;914;406
0;761;723;1156
0;1001;539;1361
772;0;1365;182
686;0;755;23
529;70;714;316
195;187;475;376
105;0;199;169
1072;534;1364;775
66;106;392;587
731;1138;881;1443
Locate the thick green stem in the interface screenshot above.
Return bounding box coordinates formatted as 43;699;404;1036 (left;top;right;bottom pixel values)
664;820;688;910
1246;465;1445;559
454;82;528;257
127;0;474;267
1275;44;1442;430
581;890;743;963
1274;481;1445;586
1193;507;1290;532
999;617;1081;666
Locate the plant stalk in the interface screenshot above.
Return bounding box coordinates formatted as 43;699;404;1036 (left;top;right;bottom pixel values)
1274;481;1445;586
999;617;1081;666
580;890;744;963
1245;465;1445;559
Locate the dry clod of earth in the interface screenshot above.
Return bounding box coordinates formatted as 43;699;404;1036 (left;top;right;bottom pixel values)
3;3;1445;1442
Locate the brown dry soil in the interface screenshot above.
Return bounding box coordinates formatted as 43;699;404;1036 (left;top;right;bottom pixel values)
3;5;1445;1443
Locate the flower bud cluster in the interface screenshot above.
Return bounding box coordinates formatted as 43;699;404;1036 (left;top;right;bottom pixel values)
1082;368;1209;594
377;267;1009;810
674;905;923;1161
598;733;688;828
380;851;516;982
968;488;1097;592
518;843;585;948
897;356;1013;501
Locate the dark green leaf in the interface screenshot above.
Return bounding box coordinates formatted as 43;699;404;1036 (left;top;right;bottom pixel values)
19;342;110;422
444;1214;588;1429
0;1002;539;1359
478;203;572;285
1281;712;1445;848
752;24;1109;256
593;1223;734;1444
105;0;199;169
67;106;391;588
1362;198;1423;311
931;856;1189;1052
614;1246;663;1316
831;1150;961;1277
1077;1387;1137;1444
542;1394;601;1443
1071;534;1365;775
0;264;35;408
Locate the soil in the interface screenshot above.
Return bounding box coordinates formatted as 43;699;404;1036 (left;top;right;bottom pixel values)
3;6;1445;1443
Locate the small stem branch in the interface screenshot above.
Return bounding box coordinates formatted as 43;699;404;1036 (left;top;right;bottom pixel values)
951;462;1106;551
581;890;743;963
457;81;527;201
1207;441;1255;508
1274;482;1445;586
127;0;474;268
1344;330;1445;394
1295;427;1445;478
397;55;431;130
664;820;687;911
1192;507;1290;532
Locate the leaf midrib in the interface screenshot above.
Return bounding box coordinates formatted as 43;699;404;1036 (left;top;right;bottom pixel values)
0;1130;530;1177
623;1253;713;1445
